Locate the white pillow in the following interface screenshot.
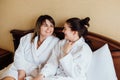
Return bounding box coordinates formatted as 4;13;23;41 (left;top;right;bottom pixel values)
87;44;118;80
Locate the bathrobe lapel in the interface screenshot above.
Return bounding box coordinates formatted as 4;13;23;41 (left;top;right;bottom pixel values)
31;36;53;64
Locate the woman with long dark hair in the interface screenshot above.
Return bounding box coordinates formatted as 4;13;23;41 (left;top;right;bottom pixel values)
0;15;59;80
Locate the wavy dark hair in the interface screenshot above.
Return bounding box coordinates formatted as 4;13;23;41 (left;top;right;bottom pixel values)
66;17;90;38
31;15;55;42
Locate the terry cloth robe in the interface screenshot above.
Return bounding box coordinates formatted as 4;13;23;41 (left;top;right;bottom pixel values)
0;33;59;80
40;37;93;80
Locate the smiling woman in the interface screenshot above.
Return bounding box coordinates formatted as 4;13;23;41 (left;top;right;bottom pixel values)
36;19;54;49
10;27;120;80
0;15;59;80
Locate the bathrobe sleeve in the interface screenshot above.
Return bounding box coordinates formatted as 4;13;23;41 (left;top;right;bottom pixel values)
40;42;61;77
14;34;31;71
59;44;92;80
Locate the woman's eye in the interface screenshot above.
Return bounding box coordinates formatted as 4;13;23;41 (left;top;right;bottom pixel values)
50;25;54;28
43;24;48;27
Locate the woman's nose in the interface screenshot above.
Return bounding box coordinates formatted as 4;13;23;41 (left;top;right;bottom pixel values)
47;26;52;30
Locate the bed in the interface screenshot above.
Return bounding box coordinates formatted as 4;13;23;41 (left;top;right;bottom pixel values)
10;27;120;80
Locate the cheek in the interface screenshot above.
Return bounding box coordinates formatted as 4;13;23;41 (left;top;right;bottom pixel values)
51;28;54;32
63;30;68;34
40;27;45;31
64;31;70;37
40;28;46;34
40;29;44;33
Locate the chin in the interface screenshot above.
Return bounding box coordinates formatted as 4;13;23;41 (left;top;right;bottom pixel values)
46;34;52;37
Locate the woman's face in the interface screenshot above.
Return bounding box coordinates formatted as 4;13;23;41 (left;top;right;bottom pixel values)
63;23;75;41
40;19;54;37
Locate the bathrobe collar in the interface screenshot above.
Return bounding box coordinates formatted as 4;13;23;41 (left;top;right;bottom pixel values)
31;35;54;64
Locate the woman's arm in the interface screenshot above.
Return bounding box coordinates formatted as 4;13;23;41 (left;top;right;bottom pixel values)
33;48;59;80
14;36;27;71
14;34;31;74
60;44;92;79
18;70;26;80
40;44;60;77
32;74;44;80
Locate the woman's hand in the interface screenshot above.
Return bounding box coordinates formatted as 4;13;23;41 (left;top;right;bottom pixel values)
33;74;45;80
18;70;26;80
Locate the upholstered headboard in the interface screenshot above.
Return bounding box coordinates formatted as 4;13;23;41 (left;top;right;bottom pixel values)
10;27;120;80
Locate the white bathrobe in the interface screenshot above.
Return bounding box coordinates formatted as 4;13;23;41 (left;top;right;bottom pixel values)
0;33;59;80
40;37;93;80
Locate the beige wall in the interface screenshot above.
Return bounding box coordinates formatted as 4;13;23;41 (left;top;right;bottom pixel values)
0;0;120;52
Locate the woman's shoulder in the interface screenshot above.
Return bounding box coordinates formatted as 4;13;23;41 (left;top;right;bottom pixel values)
20;33;33;41
51;35;60;41
80;42;93;54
